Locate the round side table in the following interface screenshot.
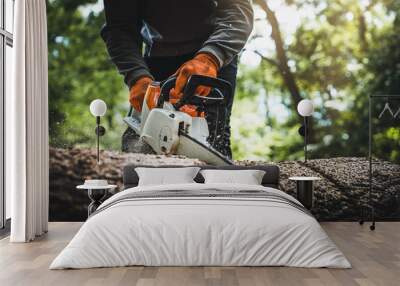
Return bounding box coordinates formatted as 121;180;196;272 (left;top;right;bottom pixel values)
289;177;321;210
77;184;117;217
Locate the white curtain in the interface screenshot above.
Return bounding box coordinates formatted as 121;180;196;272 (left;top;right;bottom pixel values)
8;0;49;242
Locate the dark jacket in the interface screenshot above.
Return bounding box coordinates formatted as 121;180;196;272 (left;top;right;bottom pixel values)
101;0;253;88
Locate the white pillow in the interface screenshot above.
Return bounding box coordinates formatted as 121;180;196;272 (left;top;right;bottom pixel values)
135;167;200;186
200;169;266;185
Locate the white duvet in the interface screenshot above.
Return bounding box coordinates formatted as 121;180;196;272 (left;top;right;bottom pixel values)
50;183;350;269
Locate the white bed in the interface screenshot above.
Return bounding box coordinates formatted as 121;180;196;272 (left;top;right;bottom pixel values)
50;183;351;269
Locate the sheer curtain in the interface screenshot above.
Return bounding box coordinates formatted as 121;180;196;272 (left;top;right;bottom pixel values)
8;0;49;242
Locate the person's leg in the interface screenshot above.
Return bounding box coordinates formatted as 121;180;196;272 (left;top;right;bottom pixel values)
207;56;238;158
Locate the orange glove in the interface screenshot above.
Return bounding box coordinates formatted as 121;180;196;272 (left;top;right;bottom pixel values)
170;53;219;100
129;76;153;112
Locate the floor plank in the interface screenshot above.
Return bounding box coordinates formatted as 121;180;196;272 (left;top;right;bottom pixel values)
0;222;399;286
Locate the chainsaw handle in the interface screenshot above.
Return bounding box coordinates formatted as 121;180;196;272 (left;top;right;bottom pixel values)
158;77;177;107
180;75;232;106
158;75;232;108
127;106;134;117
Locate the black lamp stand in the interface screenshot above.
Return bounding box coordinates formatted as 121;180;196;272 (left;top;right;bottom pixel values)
95;116;106;163
298;116;309;163
304;116;308;163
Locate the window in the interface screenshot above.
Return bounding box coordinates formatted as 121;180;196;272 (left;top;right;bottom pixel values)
1;0;14;231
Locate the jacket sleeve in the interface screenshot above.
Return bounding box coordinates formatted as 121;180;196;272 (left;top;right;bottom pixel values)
101;0;153;89
198;0;254;67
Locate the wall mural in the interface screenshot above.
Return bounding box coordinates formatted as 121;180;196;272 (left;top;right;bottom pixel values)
48;0;400;222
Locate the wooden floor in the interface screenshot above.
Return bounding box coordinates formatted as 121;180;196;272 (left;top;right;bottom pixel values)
0;222;399;286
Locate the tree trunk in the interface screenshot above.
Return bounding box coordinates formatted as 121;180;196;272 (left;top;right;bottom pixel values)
254;0;303;112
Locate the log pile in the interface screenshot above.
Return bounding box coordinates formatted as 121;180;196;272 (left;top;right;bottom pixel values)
50;147;400;221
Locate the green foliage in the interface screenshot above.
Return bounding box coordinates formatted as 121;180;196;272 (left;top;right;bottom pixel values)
231;0;400;162
48;0;127;150
48;0;400;162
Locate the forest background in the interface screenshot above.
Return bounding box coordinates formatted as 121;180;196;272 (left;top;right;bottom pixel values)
47;0;400;163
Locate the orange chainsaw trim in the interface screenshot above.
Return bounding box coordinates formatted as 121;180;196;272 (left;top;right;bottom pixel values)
179;105;205;117
144;82;161;110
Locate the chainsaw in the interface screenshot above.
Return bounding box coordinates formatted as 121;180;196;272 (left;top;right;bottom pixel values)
123;74;233;166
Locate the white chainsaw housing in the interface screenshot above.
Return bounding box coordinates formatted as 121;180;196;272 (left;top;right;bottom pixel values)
123;89;231;165
140;103;210;155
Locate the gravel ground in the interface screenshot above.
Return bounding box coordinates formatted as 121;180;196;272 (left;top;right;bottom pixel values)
50;147;400;221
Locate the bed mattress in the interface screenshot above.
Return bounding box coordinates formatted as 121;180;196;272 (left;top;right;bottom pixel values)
50;183;350;269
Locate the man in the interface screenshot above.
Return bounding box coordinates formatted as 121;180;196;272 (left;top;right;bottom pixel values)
101;0;253;158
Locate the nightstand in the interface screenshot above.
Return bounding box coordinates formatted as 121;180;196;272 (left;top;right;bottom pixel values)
289;177;321;210
77;184;117;217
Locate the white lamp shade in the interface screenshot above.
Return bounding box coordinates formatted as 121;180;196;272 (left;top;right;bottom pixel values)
297;99;314;117
90;99;107;117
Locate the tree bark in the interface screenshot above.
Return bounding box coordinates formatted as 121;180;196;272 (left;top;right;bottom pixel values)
254;0;303;112
357;12;368;53
357;0;377;54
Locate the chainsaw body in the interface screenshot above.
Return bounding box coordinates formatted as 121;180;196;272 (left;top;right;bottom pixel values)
124;75;233;166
